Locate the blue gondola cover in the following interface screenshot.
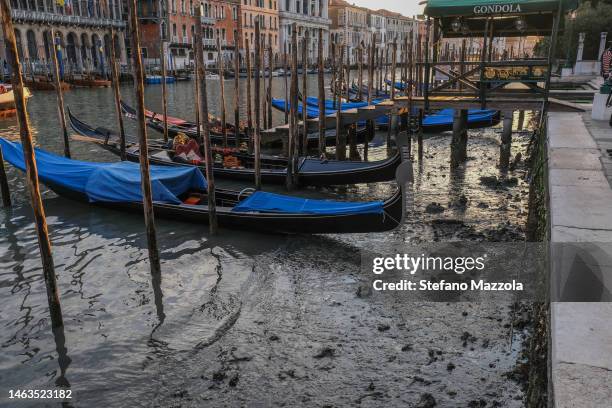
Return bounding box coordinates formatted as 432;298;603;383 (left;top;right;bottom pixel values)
0;138;207;204
232;191;384;215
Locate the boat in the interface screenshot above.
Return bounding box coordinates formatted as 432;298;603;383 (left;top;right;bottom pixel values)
25;77;70;91
291;94;501;133
119;100;372;148
0;85;32;115
385;79;409;91
145;75;176;84
68;75;111;88
68;110;401;186
0;138;406;234
275;97;388;126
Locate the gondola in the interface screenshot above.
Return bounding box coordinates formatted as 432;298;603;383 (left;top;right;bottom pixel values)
274;97;500;133
0;138;407;234
68;110;401;186
385;79;409;91
119;100;369;148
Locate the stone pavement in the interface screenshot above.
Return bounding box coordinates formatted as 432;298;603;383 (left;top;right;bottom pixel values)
548;112;612;408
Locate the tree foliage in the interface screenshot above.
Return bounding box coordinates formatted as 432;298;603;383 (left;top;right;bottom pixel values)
534;0;612;61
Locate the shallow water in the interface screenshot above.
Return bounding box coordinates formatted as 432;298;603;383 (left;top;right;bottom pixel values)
0;80;533;407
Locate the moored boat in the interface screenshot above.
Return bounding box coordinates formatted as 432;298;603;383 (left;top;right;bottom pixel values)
119;100;373;148
67;75;111;88
0;137;407;234
68;109;401;186
0;85;32;115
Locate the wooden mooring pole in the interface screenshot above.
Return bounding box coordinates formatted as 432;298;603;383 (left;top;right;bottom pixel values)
287;23;298;190
517;110;525;131
233;36;241;147
216;35;228;147
110;28;126;160
301;31;309;155
195;6;218;233
335;45;345;161
365;36;375;162
245;41;253;153
50;28;70;158
160;39;169;143
234;23;241;147
317;28;325;156
0;142;11;207
0;0;62;326
283;49;289;124
254;21;262;189
357;43;363;101
193;37;202;145
330;42;336;109
499;111;513;170
260;38;267;130
128;0;163;270
450;109;468;169
266;45;273;130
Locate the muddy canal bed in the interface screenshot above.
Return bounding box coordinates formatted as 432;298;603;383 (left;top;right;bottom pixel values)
0;89;534;407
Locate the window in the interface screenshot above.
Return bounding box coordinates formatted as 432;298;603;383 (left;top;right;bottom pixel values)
172;23;177;37
182;25;186;38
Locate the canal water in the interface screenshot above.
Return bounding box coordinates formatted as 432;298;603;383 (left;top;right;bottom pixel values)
0;78;532;407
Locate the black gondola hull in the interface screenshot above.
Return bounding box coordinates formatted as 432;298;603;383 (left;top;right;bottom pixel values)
46;182;404;234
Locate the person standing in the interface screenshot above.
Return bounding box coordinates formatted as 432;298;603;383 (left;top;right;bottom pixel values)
601;40;612;79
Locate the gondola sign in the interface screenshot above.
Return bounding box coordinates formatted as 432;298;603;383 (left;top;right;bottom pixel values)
473;4;522;15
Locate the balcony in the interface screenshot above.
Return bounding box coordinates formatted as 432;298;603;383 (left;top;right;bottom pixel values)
279;11;330;26
11;9;126;28
202;38;216;48
200;15;216;25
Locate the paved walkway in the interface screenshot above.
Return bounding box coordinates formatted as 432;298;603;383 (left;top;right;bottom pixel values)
548;112;612;407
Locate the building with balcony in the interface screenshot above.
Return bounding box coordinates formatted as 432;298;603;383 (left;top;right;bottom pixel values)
0;0;127;74
138;0;200;70
200;0;240;66
241;0;280;61
367;10;386;51
278;0;330;61
329;0;367;64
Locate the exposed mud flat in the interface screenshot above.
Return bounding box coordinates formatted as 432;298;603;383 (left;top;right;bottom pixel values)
0;87;537;407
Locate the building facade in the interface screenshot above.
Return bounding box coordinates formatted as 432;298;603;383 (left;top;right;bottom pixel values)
241;0;280;59
278;0;330;61
1;0;127;75
201;0;240;66
367;10;386;51
380;9;415;55
328;0;367;64
138;0;200;70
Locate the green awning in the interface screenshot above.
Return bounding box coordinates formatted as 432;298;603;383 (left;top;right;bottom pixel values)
425;0;579;17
